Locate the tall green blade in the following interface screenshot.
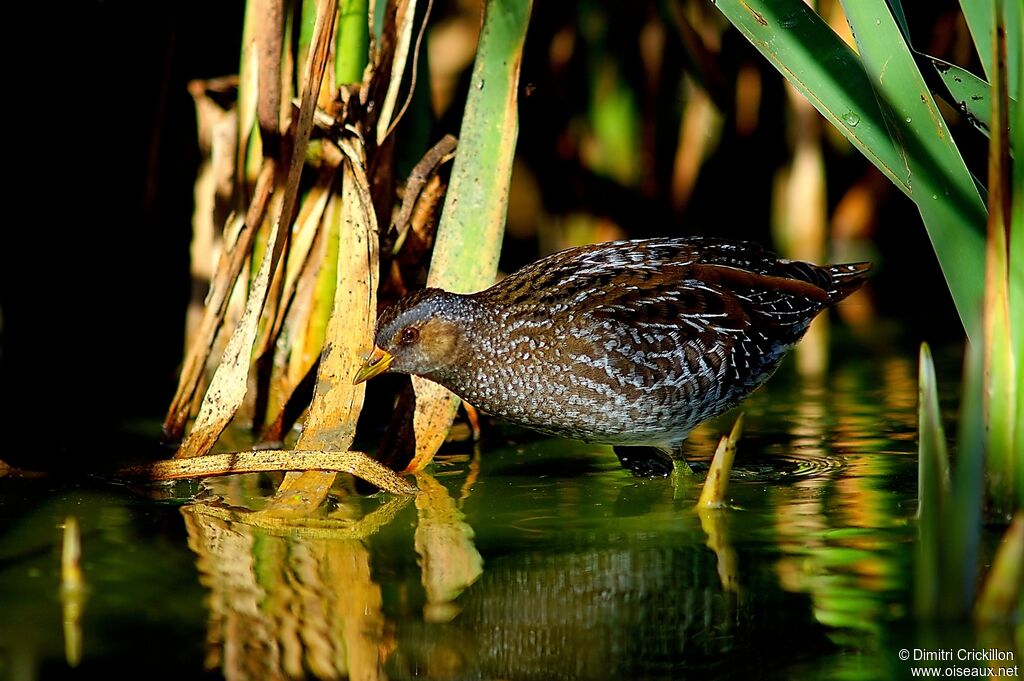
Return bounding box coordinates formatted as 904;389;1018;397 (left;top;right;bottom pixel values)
915;343;950;619
429;0;533;291
961;0;1021;99
839;0;987;339
1005;0;1024;510
982;0;1020;517
945;332;985;619
1014;121;1024;513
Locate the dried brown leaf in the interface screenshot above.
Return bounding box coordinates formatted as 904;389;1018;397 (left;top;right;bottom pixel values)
175;209;283;459
164;160;275;441
391;134;457;249
236;2;262;192
255;167;337;425
300;149;379;447
254;0;284;150
376;0;418;143
260;138;381;516
186;80;237;344
173;0;338;459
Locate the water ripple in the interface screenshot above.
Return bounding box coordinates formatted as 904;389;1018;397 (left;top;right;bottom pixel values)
727;451;847;482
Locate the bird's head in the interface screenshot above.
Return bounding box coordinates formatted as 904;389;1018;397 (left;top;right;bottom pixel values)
353;288;472;384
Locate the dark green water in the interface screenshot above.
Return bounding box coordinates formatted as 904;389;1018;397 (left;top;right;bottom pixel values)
1;347;1019;680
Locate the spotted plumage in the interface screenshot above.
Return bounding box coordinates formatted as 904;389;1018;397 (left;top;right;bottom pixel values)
356;237;869;475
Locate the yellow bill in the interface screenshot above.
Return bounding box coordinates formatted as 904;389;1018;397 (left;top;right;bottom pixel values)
353;346;394;384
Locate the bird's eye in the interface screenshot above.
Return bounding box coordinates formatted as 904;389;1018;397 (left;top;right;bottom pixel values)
399;326;419;344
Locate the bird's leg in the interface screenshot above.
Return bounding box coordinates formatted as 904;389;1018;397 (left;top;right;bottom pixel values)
673;445;694;476
613;446;675;478
461;402;482;442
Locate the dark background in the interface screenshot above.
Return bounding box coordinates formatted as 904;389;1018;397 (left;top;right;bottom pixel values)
1;2;245;467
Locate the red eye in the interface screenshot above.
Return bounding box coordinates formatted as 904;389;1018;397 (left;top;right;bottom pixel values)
400;326;419;344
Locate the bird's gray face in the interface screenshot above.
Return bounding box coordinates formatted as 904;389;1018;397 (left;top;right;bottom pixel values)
353;289;468;384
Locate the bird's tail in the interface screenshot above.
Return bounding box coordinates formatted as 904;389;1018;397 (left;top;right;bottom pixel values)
825;262;871;303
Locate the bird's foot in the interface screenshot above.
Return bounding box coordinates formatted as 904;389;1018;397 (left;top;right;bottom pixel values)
613;446;675;478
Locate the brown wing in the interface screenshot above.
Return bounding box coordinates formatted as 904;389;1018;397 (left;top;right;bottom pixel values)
480;239;704;309
482;237;862;342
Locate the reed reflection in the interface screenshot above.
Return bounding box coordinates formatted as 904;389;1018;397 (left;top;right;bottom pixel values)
769;356;915;678
413;472;484;623
185;466;838;680
183;493;409;681
182;468;491;680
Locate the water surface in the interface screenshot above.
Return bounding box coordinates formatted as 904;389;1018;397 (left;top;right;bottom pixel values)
1;346;1018;680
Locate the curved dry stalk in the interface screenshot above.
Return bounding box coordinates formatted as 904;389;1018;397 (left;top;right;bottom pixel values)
119;449;417;496
696;414;744;509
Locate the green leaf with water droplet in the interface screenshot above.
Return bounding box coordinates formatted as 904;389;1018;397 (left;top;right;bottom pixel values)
840;0;986;341
712;0;987;339
711;1;911;195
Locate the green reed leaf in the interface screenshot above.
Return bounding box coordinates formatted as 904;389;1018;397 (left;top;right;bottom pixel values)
841;0;988;341
713;0;987;339
915;343;949;619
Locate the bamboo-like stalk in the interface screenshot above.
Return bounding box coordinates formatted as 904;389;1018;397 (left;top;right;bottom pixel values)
337;0;370;85
982;0;1019;519
390;0;535;474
